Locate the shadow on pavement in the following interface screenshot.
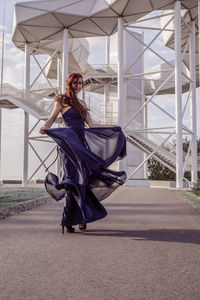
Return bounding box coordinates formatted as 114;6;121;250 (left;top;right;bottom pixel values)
105;203;173;207
83;229;200;245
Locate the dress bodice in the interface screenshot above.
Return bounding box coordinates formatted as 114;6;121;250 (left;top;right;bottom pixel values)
62;107;86;146
62;107;85;128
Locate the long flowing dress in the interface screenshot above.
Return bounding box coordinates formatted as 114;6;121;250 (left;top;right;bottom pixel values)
44;107;127;227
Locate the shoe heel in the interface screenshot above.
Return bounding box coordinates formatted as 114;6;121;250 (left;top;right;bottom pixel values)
79;224;87;230
62;226;65;234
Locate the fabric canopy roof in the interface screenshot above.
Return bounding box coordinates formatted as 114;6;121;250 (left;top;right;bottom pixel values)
12;0;198;51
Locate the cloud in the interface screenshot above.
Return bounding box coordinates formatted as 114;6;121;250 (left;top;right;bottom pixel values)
0;25;9;31
86;36;105;65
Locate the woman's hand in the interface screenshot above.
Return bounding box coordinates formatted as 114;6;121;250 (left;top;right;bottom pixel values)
39;127;47;134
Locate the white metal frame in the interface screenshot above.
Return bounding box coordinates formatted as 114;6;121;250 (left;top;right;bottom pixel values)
22;29;69;186
23;43;30;187
174;0;183;188
189;21;197;183
20;4;197;187
117;3;197;188
118;17;124;129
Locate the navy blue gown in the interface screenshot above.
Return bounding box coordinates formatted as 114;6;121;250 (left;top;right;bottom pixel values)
44;107;127;227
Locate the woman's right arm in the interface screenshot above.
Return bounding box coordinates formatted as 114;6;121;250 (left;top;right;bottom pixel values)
39;102;62;134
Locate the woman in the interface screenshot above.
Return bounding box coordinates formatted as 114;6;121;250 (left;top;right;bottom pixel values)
40;72;126;234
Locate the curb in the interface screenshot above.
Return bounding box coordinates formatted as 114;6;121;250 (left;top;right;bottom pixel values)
0;197;52;220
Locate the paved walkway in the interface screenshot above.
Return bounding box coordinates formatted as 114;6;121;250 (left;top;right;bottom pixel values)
0;187;200;300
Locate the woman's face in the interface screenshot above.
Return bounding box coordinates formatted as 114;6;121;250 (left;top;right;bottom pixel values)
71;77;83;94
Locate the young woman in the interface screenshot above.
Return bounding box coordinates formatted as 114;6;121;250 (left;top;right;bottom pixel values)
40;72;126;234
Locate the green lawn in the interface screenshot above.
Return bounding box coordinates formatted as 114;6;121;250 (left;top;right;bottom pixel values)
177;190;200;213
0;187;49;210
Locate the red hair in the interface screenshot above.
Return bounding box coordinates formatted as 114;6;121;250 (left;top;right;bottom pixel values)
55;72;88;118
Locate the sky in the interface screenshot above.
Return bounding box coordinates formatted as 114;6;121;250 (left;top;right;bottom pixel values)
0;0;199;180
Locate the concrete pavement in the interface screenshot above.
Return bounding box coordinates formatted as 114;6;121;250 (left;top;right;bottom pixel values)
0;187;200;300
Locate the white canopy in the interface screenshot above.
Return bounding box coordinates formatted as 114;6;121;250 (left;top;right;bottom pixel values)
12;0;198;51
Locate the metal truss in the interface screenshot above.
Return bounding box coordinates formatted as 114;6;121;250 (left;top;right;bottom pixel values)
117;2;197;188
21;3;197;189
23;42;61;186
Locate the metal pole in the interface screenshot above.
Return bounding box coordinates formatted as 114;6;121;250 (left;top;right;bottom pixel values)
104;84;109;123
56;53;62;180
198;0;200;87
105;36;110;65
143;98;148;179
118;17;124;128
23;43;30;187
174;1;183;188
122;79;127;176
0;108;2;184
118;18;126;173
62;28;68;94
57;53;62;89
123;30;127;124
104;36;110;124
0;0;5;93
0;0;4;181
189;21;197;183
141;30;148;179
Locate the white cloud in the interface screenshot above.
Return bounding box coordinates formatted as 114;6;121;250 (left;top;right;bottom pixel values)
86;36;105;65
0;25;9;31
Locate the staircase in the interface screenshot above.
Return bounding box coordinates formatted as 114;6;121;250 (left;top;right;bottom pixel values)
125;130;190;173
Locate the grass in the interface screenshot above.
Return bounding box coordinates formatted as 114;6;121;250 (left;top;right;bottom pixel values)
177;190;200;213
0;187;49;210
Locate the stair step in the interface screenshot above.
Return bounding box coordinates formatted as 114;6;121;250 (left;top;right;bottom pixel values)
126;134;176;171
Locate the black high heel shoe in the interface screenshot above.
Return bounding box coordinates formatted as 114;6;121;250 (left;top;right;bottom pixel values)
62;225;75;234
79;224;87;230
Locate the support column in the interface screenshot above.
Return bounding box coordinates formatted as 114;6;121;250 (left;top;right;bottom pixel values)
23;43;30;187
123;30;127;124
189;21;197;183
140;30;148;179
143;99;148;179
105;36;110;65
104;36;110;124
0;0;5;184
118;18;126;173
104;84;109;123
57;53;62;89
198;0;200;87
62;28;68;94
175;1;183;188
118;17;124;128
56;53;62;179
0;109;2;184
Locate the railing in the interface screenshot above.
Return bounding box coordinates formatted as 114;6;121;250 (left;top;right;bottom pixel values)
125;118;193;171
88;64;118;74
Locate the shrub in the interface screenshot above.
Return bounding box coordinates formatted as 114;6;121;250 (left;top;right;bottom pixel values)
191;183;200;195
